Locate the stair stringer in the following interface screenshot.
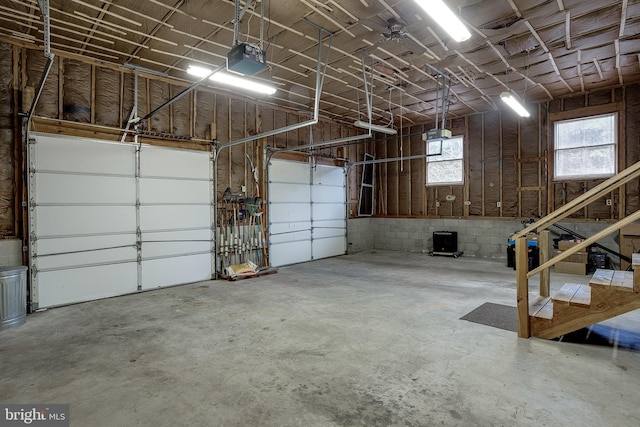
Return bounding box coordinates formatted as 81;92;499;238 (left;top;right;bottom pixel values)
530;287;640;339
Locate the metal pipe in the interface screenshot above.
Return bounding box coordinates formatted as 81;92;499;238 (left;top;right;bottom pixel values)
131;64;225;125
216;25;333;151
26;54;55;126
346;152;440;174
268;133;371;157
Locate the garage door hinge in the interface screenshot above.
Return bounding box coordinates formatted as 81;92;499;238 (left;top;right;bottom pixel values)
28;137;36;144
30;232;37;242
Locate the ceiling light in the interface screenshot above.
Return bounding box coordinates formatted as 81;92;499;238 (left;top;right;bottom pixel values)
500;92;530;118
354;120;397;135
186;65;276;95
186;65;213;78
413;0;471;42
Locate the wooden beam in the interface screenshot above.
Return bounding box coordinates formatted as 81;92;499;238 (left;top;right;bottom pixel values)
516;237;530;338
539;230;550;297
58;57;63;119
620;0;628;38
481;113;485;216
565;11;571;49
593;58;604;80
169;85;174;135
90;64;96;124
548;102;621;122
118;70;124;127
12;45;21;238
538;104;542;216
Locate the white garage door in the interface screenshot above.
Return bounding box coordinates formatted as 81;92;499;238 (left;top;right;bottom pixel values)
268;158;346;267
29;133;214;309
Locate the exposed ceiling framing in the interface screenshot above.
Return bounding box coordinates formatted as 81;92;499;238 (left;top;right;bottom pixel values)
1;0;639;127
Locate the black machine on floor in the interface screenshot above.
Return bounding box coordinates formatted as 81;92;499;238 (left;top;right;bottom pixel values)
431;231;463;258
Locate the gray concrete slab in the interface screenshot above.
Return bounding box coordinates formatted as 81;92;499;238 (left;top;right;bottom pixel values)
1;250;639;426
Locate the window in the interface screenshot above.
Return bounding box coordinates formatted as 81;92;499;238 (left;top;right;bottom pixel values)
426;135;464;185
554;113;617;180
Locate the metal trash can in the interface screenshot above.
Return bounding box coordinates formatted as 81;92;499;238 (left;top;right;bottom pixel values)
0;266;28;330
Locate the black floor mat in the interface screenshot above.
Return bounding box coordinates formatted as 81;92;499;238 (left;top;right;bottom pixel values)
460;302;517;332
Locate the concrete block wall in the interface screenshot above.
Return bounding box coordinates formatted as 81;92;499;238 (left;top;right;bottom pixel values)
347;218;624;264
0;239;23;266
347;218;373;254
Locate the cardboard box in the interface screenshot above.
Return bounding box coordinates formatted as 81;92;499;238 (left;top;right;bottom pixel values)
555;261;587;275
553;249;588;264
558;240;584;251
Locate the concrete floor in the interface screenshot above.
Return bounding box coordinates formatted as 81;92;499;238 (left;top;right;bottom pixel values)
1;250;639;426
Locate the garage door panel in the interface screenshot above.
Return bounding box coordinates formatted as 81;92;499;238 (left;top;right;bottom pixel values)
311;185;343;203
268;203;311;223
37;234;136;254
36;174;136;205
312;222;346;239
35;206;137;236
269;160;310;182
312;237;346;260
269;241;311;266
312;203;345;221
140;205;211;231
139;178;210;205
37;263;138;308
269;182;310;203
269;221;312;235
37;246;137;270
140;146;211;179
269;229;312;245
141;254;211;289
34;134;135;175
141;240;211;258
312;165;344;186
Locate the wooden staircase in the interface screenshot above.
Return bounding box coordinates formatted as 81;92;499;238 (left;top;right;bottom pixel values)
513;161;640;339
529;254;640;339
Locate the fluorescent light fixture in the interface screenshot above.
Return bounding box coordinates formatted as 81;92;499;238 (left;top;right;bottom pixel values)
500;92;530;118
186;65;276;95
186;65;213;77
413;0;471;42
354;120;398;135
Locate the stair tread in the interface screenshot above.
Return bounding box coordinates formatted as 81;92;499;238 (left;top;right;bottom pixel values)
590;269;614;286
571;284;591;308
589;269;634;292
553;283;581;304
529;296;553;319
552;283;591;308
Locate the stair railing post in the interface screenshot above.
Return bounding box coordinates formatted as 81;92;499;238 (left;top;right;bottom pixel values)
516;237;530;338
539;230;550;297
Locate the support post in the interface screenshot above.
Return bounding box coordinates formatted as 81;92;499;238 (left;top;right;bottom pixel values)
516;237;530;338
539;230;550;297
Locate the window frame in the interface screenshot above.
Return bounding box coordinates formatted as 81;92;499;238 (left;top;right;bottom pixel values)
425;135;464;186
553;112;618;181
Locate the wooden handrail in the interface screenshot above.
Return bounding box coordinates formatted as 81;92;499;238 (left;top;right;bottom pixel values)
527;210;640;278
512;161;640;239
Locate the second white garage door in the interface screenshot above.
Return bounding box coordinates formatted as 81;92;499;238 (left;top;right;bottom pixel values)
268;158;346;267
